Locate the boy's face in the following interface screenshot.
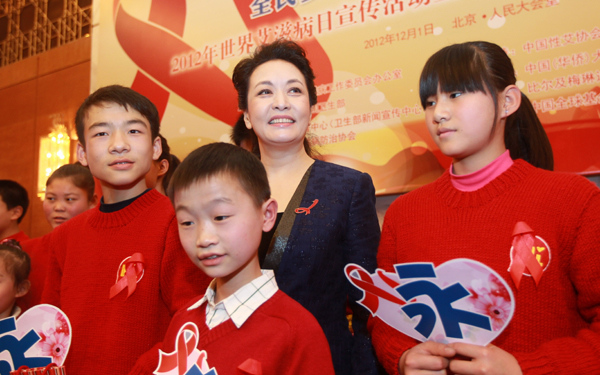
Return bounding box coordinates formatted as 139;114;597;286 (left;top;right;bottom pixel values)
76;102;161;203
174;174;276;294
0;197;20;235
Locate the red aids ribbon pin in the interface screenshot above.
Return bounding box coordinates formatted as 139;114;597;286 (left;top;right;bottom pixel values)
109;253;145;299
509;222;544;289
295;199;319;215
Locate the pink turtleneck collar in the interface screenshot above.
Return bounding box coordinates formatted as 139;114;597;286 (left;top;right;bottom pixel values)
450;150;514;192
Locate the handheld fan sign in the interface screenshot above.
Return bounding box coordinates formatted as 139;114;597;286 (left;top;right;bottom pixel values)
0;304;71;375
345;259;515;345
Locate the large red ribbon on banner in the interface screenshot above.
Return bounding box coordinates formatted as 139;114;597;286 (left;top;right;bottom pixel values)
509;222;544;289
113;0;333;124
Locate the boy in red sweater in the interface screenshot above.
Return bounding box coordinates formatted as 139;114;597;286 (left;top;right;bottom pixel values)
41;85;210;374
130;142;335;375
0;180;30;243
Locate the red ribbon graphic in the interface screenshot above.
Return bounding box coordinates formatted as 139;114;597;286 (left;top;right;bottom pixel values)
155;322;206;375
109;253;145;299
294;199;318;215
509;222;544;289
113;0;333;124
345;264;407;315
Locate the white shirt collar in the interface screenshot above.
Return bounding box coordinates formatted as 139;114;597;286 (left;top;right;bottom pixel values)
188;270;278;329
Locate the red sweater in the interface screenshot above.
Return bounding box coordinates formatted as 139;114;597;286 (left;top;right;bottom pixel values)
20;236;48;311
371;160;600;374
130;290;335;375
42;189;211;375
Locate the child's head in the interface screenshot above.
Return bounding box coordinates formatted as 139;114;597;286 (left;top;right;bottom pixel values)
419;41;553;171
0;240;31;319
75;85;162;202
43;163;97;228
169;143;277;295
0;180;29;237
75;85;160;148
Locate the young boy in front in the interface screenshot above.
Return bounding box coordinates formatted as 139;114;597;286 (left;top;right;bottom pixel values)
0;180;30;242
130;143;334;374
41;85;210;374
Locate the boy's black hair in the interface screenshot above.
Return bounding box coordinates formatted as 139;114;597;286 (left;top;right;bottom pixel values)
168;142;270;208
75;85;160;148
419;41;553;170
0;180;29;223
46;163;95;203
0;239;30;287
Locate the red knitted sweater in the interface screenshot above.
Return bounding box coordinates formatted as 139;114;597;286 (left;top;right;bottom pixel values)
130;290;335;375
20;236;48;311
42;189;211;374
371;160;600;374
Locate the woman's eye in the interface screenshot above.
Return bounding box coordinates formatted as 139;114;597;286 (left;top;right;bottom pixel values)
180;221;194;227
289;87;302;94
450;92;462;99
425;100;436;107
258;89;271;95
214;215;229;221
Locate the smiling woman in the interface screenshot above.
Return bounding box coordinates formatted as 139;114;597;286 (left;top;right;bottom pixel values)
232;40;381;375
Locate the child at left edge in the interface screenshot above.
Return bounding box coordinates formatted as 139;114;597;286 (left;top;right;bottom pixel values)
41;85;211;374
0;180;30;243
0;239;31;319
130;142;335;375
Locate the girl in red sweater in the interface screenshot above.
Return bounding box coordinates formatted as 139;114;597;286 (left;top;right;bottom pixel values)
371;41;600;375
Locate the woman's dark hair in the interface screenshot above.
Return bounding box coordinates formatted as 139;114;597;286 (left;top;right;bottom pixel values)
419;41;553;170
46;163;95;202
232;39;317;158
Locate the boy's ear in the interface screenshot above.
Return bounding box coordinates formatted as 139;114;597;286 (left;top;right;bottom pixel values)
152;136;162;161
501;85;522;118
157;159;169;177
261;198;278;232
243;112;252;130
9;206;23;222
15;279;31;298
76;142;89;167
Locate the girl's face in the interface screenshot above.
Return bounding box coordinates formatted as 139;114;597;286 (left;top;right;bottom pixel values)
244;59;311;151
43;177;95;228
0;259;18;319
424;86;505;173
